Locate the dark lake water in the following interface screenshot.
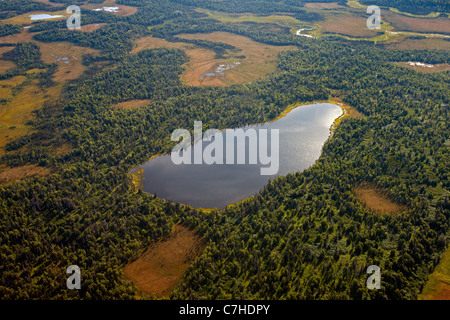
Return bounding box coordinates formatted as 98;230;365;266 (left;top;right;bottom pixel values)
132;103;343;209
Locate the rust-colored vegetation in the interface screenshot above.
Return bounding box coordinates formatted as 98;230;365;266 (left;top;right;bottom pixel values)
0;164;52;185
110;99;152;109
354;184;405;214
123;224;205;298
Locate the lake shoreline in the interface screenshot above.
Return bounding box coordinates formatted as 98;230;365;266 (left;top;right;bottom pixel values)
132;101;349;209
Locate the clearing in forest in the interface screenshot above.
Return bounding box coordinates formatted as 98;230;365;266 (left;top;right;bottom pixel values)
0;29;99;85
132;35;192;53
316;14;382;38
0;164;52;185
354;184;405;214
123;224;205;298
39;41;99;83
1;10;68;25
385;37;450;51
79;23;107;33
0;76;61;156
0;29;100;155
133;33;297;87
111;99;152;109
195;8;302;24
177;32;298;86
382;11;450;35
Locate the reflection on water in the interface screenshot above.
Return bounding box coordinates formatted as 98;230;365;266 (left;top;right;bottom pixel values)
133;103;343;209
29;14;64;20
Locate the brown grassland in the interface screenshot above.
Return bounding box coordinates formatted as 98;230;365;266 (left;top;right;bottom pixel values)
133;33;297;87
194;8;302;25
0;164;52;185
39;41;99;83
0;29;35;44
0;75;27;102
0;47;15;55
0;31;99;157
111;99;152;109
132;35;193;53
317;14;382;38
0;59;15;75
384;37;450;51
354;184;405;214
123;224;205;298
383;10;450;34
419;247;450;300
1;10;68;25
0;76;61;156
0;28;98;170
178;32;298;86
80;23;107;33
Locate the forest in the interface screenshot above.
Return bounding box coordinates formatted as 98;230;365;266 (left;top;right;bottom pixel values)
0;0;448;300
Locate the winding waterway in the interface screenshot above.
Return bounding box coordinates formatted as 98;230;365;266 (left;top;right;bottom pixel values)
133;102;343;209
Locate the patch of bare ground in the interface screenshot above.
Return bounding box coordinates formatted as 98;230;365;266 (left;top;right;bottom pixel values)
393;62;450;73
111;99;151;109
0;29;35;44
123;224;205;298
0;164;52;185
304;2;344;9
354;184;405;214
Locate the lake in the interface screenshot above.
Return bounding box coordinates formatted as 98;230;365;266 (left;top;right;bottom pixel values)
29;14;64;21
133;102;343;209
